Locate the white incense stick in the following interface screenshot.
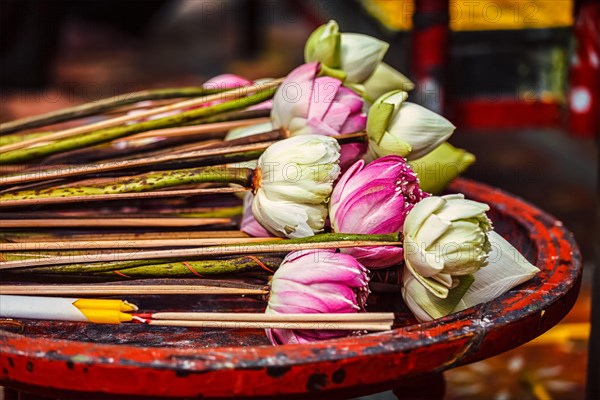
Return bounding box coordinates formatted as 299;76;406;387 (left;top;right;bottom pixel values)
145;320;391;331
0;285;269;296
149;312;394;323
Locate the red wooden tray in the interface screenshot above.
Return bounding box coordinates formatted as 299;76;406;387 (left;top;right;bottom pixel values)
0;178;582;399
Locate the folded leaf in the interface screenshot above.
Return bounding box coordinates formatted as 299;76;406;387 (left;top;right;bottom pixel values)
454;231;540;312
402;266;474;321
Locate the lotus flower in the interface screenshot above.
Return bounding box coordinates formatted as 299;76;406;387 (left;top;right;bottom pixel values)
271;62;366;136
304;20;389;84
403;231;540;322
271;62;367;168
252;135;341;238
265;249;369;345
402;194;493;299
330;156;427;268
366;90;456;161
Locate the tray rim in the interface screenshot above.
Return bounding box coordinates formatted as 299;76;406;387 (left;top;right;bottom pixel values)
0;178;583;399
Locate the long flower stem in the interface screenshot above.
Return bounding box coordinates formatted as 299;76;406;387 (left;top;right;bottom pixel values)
0;233;402;269
6;255;282;278
0;86;226;135
0;166;252;206
0;205;243;220
0;132;51;146
35;109;271;165
0;137;275;187
93;256;282;278
9;259;167;274
0;230;249;243
0;86;276;164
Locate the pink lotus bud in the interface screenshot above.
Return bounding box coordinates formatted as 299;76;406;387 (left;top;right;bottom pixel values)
330;156;427;268
271;62;367;138
265;250;369;345
240;193;273;237
202;74;253;90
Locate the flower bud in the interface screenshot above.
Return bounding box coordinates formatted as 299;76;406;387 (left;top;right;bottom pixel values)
201;74;252;90
252;135;341;238
403;194;493;298
363;63;415;102
271;62;366;138
409;142;476;194
304;20;389;84
330;156;427;268
304;20;341;72
402;231;540;322
366;91;455;160
339;33;389;83
265;250;369;345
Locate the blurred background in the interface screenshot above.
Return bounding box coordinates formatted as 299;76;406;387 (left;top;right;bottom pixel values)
0;0;597;399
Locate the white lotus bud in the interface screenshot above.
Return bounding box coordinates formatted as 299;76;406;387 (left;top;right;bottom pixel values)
252;135;341;238
403;194;493;298
367;91;455;160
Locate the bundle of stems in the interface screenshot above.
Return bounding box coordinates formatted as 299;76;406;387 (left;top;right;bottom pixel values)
0;233;401;270
0;85;231;134
4;255;284;280
0;82;279;164
0;77;402;338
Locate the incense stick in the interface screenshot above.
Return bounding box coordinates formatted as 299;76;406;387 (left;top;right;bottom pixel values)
144;320;391;331
1;80;282;153
149;312;394;322
0;217;234;228
0;285;268;296
0;237;282;251
0;187;248;208
0;230;250;242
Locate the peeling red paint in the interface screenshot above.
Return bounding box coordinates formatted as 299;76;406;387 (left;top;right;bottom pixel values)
0;179;582;399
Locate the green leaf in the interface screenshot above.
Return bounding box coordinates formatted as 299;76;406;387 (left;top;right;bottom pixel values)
410;142;476;194
367;102;394;144
318;64;347;82
404;269;474;320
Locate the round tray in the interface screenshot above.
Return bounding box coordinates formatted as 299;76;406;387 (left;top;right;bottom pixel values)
0;179;582;399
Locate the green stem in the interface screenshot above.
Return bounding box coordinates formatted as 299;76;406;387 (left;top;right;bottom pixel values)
0;87;225;135
179;205;243;218
0;233;402;270
11;259;167;274
41;109;271;165
93;255;282;278
0;132;51;146
0;166;252;203
0;87;277;164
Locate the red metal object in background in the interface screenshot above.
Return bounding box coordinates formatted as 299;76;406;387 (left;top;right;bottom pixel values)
0;179;581;399
452;99;563;130
412;0;450;114
568;3;600;138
